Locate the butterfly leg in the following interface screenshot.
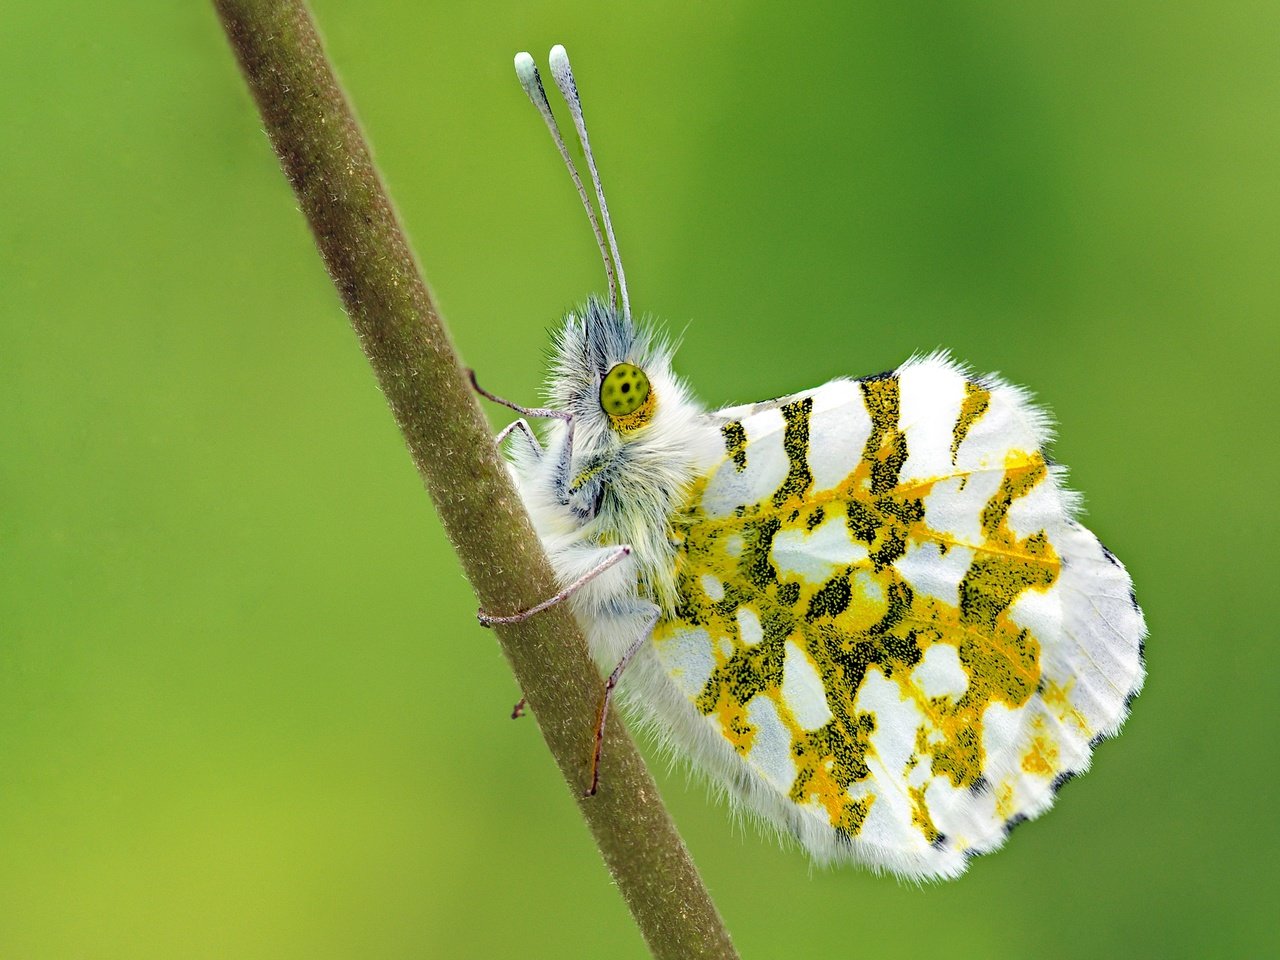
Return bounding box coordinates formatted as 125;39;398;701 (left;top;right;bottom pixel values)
587;603;661;797
494;418;543;460
468;369;570;424
476;544;632;626
511;697;527;719
467;369;577;504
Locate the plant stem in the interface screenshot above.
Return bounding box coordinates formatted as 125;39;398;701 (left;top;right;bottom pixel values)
210;2;739;957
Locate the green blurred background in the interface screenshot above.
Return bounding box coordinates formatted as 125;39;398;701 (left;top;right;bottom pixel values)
3;1;1277;957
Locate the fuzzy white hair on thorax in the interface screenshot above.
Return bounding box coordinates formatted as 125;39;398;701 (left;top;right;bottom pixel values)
510;296;721;621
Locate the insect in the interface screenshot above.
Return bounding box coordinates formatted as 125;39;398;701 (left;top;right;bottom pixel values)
474;44;1146;880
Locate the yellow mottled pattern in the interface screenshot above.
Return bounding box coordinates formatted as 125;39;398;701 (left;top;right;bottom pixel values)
909;784;943;846
951;381;991;464
652;377;1064;843
995;781;1016;819
1043;678;1090;736
1021;715;1060;776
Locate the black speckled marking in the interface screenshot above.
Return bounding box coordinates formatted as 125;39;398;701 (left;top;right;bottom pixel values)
773;398;814;508
859;376;907;497
806;574;852;621
722;420;747;472
776;581;801;608
742;516;781;591
695;605;791;715
845;501;879;544
950;379;992;465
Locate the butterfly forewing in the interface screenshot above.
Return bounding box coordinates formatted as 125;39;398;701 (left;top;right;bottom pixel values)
651;352;1145;878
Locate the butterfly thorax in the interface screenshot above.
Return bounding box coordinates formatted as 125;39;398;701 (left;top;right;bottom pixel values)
519;298;721;615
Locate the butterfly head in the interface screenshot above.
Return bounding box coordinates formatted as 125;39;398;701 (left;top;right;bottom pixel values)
547;295;666;437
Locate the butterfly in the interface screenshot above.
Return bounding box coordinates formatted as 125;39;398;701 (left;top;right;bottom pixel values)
473;44;1146;880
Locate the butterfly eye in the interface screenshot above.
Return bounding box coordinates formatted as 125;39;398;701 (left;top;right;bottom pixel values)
600;363;654;430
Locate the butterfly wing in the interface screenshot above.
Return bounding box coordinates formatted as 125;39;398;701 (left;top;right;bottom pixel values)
650;352;1145;879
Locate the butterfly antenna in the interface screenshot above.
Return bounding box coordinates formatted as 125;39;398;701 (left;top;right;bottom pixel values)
514;51;617;311
547;44;631;325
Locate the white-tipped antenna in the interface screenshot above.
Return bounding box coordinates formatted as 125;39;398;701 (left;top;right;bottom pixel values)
514;51;617;311
547;44;631;324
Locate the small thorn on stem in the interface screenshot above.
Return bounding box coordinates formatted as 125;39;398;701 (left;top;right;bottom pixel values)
584;691;610;797
511;697;527;720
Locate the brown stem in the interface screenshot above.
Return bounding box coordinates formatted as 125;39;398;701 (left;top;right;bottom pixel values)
209;2;738;958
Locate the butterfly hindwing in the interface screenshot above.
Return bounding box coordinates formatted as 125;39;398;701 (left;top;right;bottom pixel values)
650;352;1145;878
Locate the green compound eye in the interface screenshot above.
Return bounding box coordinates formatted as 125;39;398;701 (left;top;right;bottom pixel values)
600;363;652;420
